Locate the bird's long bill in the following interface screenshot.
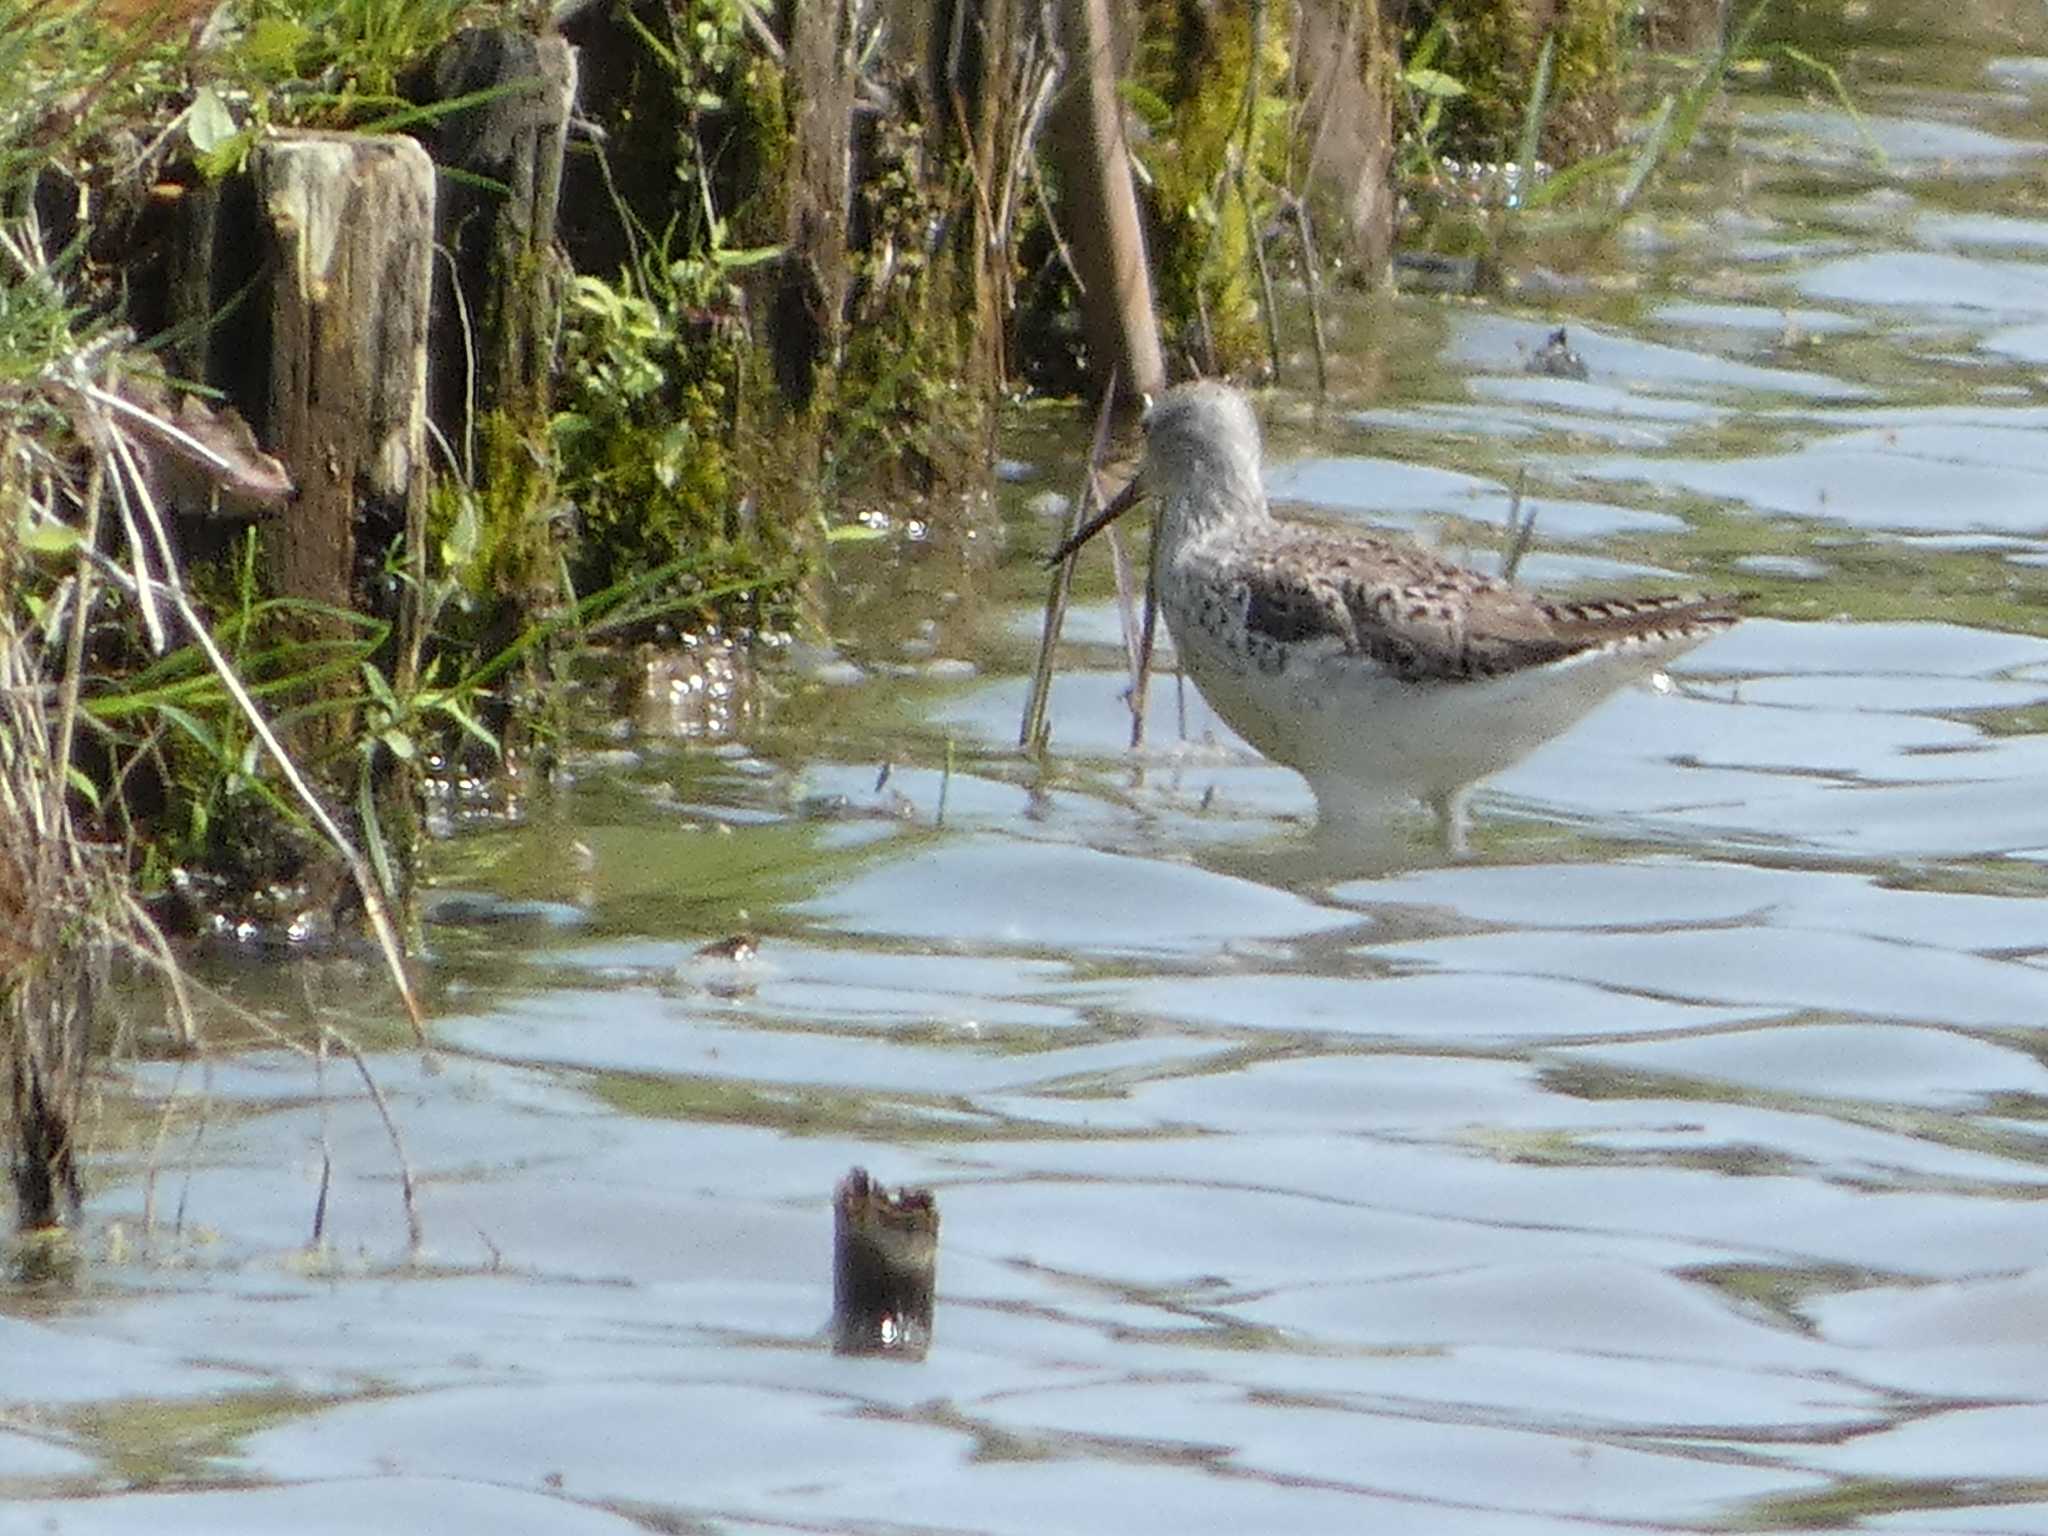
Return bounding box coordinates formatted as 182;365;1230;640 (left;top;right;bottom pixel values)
1044;474;1146;566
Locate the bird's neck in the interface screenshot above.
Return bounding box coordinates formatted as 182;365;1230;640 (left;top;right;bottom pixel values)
1158;461;1269;549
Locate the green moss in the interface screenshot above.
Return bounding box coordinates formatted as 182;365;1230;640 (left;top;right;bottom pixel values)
551;264;801;611
1737;1476;2048;1531
827;311;986;504
814;108;991;510
593;1069;1170;1144
68;1389;338;1487
229;0;475;110
1416;0;1624;164
444;410;557;615
1133;2;1292;374
724;52;792;253
538;0;816;613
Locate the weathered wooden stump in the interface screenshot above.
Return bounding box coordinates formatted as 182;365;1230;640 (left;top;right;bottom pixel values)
772;1;857;411
412;27;576;452
409;27;577;743
831;1167;938;1359
6;960;90;1235
247;134;435;653
1297;0;1396;288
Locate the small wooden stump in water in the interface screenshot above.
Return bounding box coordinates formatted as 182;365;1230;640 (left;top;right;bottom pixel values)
832;1168;937;1359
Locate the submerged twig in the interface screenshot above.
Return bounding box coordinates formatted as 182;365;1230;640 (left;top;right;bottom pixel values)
1286;194;1330;401
311;1031;332;1248
1104;515;1142;690
117;934;426;1254
138;1058;185;1240
326;1026;424;1253
121;893;197;1050
1021;375;1122;753
1502;468;1538;583
1129;536;1162;751
171;1068;212;1242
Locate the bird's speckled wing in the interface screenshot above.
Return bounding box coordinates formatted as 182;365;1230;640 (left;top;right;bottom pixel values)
1232;525;1740;682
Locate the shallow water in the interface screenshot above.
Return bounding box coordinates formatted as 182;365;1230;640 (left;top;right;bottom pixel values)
17;12;2048;1536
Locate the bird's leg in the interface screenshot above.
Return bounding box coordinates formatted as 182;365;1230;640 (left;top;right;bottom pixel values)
1427;787;1472;858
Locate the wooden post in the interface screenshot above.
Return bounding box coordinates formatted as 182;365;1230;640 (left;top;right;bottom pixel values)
1049;0;1164;408
252;134;435;633
773;0;858;409
414;27;576;452
831;1167;938;1359
1297;0;1395;289
410;27;577;751
916;0;1022;398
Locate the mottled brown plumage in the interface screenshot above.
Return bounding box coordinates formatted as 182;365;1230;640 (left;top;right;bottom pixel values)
1227;521;1742;682
1058;380;1744;849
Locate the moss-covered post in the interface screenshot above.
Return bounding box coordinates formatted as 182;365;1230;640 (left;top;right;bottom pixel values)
413;28;575;472
1637;0;1727;54
1297;0;1396;288
916;0;1018;398
411;27;577;704
1128;1;1283;378
773;0;856;413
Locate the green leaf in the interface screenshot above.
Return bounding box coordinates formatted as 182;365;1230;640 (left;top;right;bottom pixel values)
153;703;225;764
1403;67;1466;100
358;772;398;903
434;697;501;756
712;243;785;271
1514;32;1557;207
241;15;308;76
1615;94;1678;211
824;522;886;544
1119;80;1173;131
440;490;481;574
196;130;255;181
1407;14;1451;71
188;85;238;155
380;727;416;761
22;521;83;556
1770;42;1884;166
358;661;400;714
65;766;102;810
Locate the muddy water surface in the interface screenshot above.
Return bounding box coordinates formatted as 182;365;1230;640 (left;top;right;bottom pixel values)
15;12;2048;1535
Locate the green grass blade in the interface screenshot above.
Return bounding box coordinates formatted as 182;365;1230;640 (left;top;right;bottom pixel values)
1515;32;1557;208
1616;93;1678;210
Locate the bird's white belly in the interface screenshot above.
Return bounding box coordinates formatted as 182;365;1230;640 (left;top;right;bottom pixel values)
1165;601;1706;807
